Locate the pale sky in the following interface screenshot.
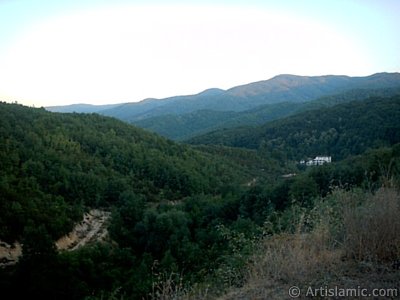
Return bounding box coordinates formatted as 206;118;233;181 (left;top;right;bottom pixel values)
0;0;399;107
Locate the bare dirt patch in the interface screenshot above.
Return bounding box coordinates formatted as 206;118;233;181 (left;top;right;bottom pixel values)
0;241;22;267
56;209;110;251
0;209;110;267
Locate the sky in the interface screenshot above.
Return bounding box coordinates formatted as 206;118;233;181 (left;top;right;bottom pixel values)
0;0;399;107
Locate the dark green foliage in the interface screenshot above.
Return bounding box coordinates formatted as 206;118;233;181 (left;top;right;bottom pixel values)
288;175;318;206
21;223;57;259
308;144;400;192
1;243;143;300
0;102;259;299
132;102;303;141
189;96;400;160
192;144;289;179
239;186;274;224
0;102;250;242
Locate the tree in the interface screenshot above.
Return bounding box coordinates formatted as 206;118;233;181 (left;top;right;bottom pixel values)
289;175;318;206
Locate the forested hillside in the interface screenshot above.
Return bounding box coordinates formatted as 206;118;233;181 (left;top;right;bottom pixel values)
188;96;400;160
134;87;400;140
0;102;277;299
0;102;257;243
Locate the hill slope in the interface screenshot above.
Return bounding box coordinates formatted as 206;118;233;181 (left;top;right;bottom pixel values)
188;95;400;160
0;102;251;243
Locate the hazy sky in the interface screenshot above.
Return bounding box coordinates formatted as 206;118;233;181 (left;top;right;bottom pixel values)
0;0;399;107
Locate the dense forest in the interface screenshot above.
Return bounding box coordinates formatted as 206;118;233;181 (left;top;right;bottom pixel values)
0;103;263;242
188;96;400;160
1;93;400;299
0;102;271;299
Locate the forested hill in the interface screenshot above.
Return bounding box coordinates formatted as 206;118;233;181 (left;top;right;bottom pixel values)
0;102;251;243
188;95;400;160
133;87;400;140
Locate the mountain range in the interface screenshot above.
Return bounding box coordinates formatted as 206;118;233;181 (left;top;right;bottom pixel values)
46;72;400;140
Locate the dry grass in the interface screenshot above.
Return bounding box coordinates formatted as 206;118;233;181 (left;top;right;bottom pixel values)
247;233;341;286
219;187;400;300
342;188;400;262
148;272;186;300
148;271;212;300
218;230;342;300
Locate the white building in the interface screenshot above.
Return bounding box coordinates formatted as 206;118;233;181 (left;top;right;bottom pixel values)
302;156;332;166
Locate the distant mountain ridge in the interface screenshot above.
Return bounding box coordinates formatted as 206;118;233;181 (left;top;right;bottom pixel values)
46;103;121;113
45;72;400;139
47;73;400;114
